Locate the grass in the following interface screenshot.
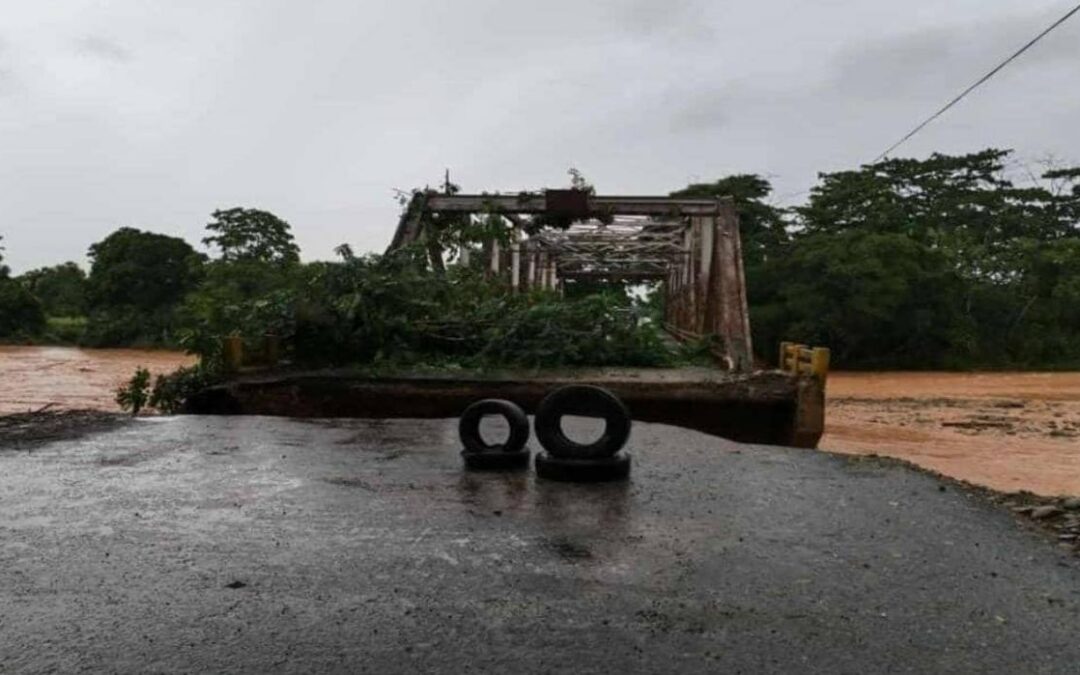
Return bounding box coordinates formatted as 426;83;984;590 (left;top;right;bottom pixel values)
44;316;87;345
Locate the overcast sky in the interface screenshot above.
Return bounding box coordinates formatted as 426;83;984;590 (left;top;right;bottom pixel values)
1;0;1078;273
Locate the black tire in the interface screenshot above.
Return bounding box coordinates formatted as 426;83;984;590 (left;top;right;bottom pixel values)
461;448;531;471
535;452;631;483
458;399;530;454
534;385;631;459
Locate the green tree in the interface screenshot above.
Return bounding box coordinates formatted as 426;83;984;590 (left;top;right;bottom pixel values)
671;174;789;267
0;279;46;337
672;154;1080;368
789;149;1080;367
177;209;304;353
0;236;9;279
203;208;300;264
797;150;1078;280
17;262;88;317
84;228;205;346
753;231;966;367
0;237;46;338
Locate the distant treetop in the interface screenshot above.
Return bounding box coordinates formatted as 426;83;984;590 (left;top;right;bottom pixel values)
203;207;300;264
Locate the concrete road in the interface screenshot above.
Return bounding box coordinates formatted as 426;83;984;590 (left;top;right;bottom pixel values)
1;416;1078;673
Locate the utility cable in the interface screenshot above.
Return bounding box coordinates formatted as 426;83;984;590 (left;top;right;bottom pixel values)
874;2;1080;162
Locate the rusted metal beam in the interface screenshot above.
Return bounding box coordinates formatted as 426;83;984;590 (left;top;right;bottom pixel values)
424;194;730;217
559;271;669;280
387;192;428;253
696;216;714;337
713;202;753;371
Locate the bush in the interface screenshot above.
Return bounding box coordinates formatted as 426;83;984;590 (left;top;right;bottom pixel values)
115;368;151;415
149;363;224;414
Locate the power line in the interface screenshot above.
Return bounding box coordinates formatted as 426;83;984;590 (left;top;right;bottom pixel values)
874;2;1080;163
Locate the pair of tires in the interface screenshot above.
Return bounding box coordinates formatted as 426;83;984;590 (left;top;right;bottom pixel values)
458;385;632;482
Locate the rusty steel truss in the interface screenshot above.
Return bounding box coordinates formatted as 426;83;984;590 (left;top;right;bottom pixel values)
528;217;687;280
387;190;753;371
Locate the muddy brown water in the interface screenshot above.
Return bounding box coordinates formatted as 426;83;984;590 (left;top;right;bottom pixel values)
0;345;194;414
824;372;1080;497
1;346;1077;496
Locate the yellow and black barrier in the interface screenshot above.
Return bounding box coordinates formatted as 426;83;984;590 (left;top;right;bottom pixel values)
779;342;830;381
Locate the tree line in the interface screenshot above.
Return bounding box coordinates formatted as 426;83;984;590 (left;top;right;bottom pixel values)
691;149;1080;369
0;207;299;349
2;148;1079;370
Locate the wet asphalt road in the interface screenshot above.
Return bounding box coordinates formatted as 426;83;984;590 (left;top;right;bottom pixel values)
1;416;1079;674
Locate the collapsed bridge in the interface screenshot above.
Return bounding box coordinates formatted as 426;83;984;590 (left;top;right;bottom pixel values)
193;188;827;448
387;191;753;371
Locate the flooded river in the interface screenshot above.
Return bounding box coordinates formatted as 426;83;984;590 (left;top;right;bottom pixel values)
823;372;1080;496
0;345;195;414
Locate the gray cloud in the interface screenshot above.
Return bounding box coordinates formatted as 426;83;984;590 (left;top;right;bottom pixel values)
0;37;14;94
0;0;1077;273
74;35;132;63
829;32;955;99
667;87;732;132
617;0;714;42
828;6;1080;100
659;3;1080;183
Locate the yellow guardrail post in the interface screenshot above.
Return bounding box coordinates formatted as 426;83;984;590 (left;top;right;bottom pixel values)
222;335;244;373
810;347;831;381
779;341;793;371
